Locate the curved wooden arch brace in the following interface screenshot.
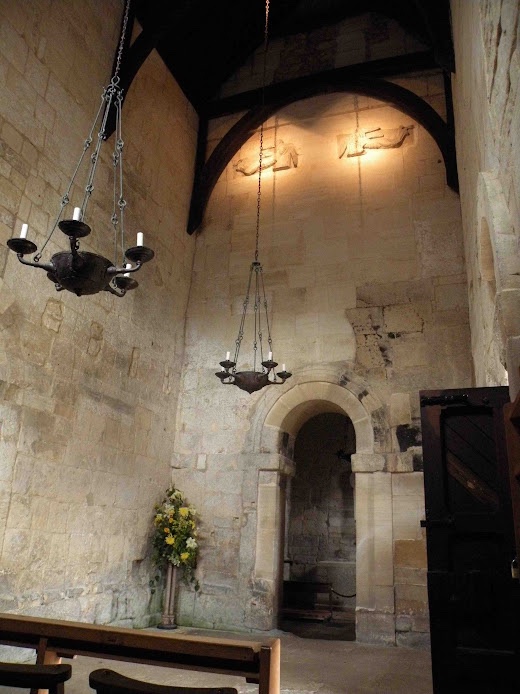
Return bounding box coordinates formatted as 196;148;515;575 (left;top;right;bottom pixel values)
187;78;458;234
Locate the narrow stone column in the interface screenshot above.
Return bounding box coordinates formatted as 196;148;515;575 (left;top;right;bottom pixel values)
354;469;396;645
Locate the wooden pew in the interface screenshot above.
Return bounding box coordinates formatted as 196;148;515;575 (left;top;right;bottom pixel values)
0;613;280;694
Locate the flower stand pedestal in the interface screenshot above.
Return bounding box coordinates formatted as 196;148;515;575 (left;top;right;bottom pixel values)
157;564;177;629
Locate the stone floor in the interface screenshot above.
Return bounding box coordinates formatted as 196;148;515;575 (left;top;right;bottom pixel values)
0;626;434;694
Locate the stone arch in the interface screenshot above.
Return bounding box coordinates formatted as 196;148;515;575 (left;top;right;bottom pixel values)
265;382;375;454
248;363;390;459
248;365;392;637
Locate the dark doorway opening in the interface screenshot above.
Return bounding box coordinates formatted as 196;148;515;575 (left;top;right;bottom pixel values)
280;412;356;640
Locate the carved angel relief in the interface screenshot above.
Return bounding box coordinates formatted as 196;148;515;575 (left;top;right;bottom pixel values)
233;140;298;176
338;124;414;158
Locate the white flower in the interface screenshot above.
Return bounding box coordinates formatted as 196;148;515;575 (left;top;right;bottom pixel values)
186;537;197;549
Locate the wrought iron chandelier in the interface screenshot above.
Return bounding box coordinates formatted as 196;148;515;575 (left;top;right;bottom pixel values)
216;0;291;394
6;0;154;297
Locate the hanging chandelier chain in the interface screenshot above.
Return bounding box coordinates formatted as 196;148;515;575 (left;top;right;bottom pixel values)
234;263;255;370
254;0;270;263
112;0;131;86
259;266;273;351
34;95;106;261
262;0;270;103
216;0;291;392
254;128;263;262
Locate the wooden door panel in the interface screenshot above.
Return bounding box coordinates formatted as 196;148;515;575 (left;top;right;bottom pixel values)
444;412;497;488
504;400;520;563
420;387;519;693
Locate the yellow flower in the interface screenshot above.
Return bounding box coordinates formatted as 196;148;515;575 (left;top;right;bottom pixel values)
165;536;175;545
163;527;169;533
180;552;190;562
179;507;189;518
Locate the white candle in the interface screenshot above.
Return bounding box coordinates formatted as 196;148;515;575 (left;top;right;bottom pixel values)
137;232;144;246
73;207;81;221
20;223;28;239
226;351;230;361
221;366;225;372
282;364;286;372
268;351;272;360
124;263;131;278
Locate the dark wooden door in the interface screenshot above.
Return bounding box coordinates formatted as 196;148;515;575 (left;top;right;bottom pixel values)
420;387;520;693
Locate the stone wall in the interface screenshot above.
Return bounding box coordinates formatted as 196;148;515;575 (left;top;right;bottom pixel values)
0;1;197;628
450;0;520;393
173;68;471;645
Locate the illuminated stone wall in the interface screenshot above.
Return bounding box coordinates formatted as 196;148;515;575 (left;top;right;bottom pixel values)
174;73;471;646
0;1;197;628
450;0;520;393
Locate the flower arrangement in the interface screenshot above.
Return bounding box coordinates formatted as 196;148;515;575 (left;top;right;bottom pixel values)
151;485;199;589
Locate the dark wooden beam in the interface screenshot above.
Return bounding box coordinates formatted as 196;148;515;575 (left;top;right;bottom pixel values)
205;51;439;118
188;74;458;234
412;0;455;73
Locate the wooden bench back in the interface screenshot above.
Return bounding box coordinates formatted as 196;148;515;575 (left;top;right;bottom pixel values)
0;612;280;694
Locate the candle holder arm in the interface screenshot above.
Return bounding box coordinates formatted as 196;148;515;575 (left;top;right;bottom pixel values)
16;255;54;273
107;261;142;277
104;283;126;297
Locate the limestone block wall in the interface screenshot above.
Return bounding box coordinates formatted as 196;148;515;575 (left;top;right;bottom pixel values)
173;73;472;645
0;1;197;626
450;0;520;393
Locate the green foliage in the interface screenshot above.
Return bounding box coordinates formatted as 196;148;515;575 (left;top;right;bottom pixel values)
151;485;199;589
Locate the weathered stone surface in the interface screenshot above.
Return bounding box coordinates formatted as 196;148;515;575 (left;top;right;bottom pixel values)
357;279;434;307
385;452;413;473
395;583;429;616
396;630;431;649
394;539;427;569
0;0;197;629
356;610;396;645
351;453;385;472
384;305;424;334
389;392;412;427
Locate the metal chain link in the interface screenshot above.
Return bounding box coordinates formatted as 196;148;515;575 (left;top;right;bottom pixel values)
112;0;131;85
254;0;270;263
233;0;272;372
263;0;270;102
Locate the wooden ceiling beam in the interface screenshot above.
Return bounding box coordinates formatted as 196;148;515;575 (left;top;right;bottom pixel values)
204;50;439;118
188;72;458;235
